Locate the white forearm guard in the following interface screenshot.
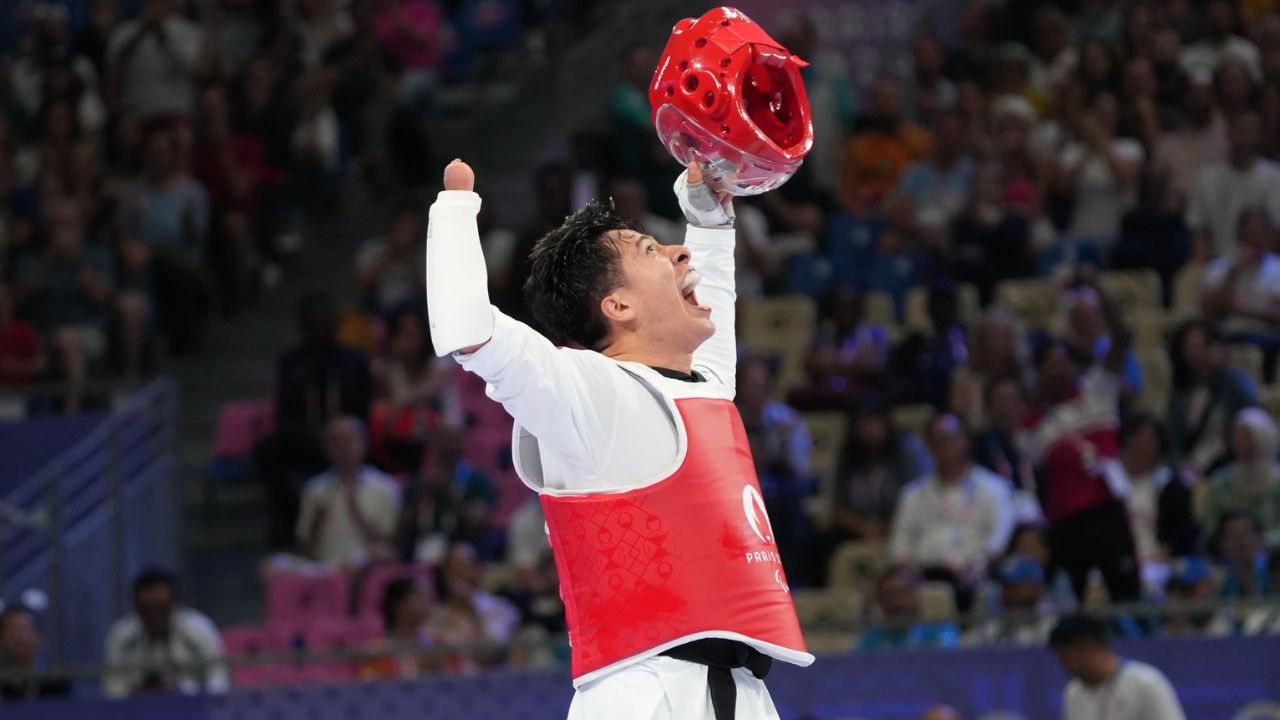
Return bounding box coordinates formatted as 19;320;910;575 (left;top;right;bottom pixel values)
425;190;495;356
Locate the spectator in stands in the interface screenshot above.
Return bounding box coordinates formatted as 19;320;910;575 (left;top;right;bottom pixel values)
892;107;974;248
429;543;519;672
841;76;933;207
1025;272;1141;604
296;0;354;70
397;422;499;564
1051;92;1144;257
1063;285;1144;402
1116;414;1199;576
257;291;372;547
1050;614;1186;720
1214;512;1271;599
1152;72;1227;208
103;569;228;698
360;578;436;680
909;34;956;127
296;416;400;568
609;177;680;248
1180;0;1262;80
831;394;932;544
988;95;1043;217
0;606;70;701
1205;410;1280;547
1161;556;1235;638
781;15;856;195
950;164;1035;305
890;279;966;408
972;375;1043;522
357;201;428;317
0;282;47;388
11;200;117;412
966;555;1055;647
890;414;1013;609
291;72;343;216
1112;166;1192;294
856;565;959;653
1166;320;1258;473
502;163;572;320
737;355;815;576
1201;207;1280;381
371;309;454;472
375;0;446;106
123;123;212;352
791;286;891;412
106;0;205;120
952;309;1030;430
1185;110;1280;261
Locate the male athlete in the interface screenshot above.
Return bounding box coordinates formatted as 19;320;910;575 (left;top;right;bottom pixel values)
425;157;812;720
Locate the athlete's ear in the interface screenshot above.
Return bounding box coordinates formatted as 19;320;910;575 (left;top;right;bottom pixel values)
600;290;635;325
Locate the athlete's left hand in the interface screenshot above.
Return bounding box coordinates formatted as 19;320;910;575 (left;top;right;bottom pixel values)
674;162;734;229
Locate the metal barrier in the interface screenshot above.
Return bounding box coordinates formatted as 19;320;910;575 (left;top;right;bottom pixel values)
0;378;180;667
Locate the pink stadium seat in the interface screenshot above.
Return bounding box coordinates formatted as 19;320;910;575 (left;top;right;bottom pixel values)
297;617;367;682
212;400;275;460
222;625;292;688
355;563;435;621
266;570;351;623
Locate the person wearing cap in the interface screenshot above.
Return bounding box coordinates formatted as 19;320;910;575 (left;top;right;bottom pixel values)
1051;614;1186;720
966;555;1056;647
1160;556;1235;638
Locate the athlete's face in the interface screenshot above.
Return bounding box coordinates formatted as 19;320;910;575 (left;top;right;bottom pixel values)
601;230;714;353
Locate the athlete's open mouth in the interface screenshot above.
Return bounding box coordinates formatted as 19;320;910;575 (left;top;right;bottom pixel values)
681;271;702;308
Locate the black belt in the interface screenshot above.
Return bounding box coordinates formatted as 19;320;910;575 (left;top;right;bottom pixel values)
661;639;773;720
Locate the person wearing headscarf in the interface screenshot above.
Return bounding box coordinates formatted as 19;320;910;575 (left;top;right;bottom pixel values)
1204;407;1280;545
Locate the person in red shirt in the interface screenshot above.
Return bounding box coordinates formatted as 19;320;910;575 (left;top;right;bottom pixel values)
0;282;48;386
1023;269;1141;603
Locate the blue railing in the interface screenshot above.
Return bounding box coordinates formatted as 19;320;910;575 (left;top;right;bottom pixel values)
0;378;180;668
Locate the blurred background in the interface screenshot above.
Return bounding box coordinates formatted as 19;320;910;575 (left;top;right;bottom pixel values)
1;0;1280;718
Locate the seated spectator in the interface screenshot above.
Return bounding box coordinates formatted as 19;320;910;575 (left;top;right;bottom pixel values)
1116;414;1200;582
988;96;1043;217
106;0;203;120
1063;286;1144;402
737;356;815;578
856;565;960;653
1243;549;1280;635
1112;167;1191;295
1179;0;1262;80
1160;556;1235;638
428;544;519;672
1151;73;1227;209
397;422;498;564
357;201;427;317
864;225;929;319
972;376;1043;522
0;282;47;388
256;291;372;547
1166;320;1258;473
0;606;70;701
830;395;932;544
11;200;119;412
966;555;1055;646
1050;92;1144;256
802;285;892;404
890;414;1013;609
841;76;933;207
1202;207;1280;381
297;416;401;569
1050;614;1187;720
889;279;966;407
1185;110;1280;261
1025;273;1141;604
371;308;455;472
950;163;1035;304
951;309;1030;430
103;569;228;698
1205;410;1280;546
892;107;974;247
359;578;437;680
1213;512;1272;599
825;193;888;298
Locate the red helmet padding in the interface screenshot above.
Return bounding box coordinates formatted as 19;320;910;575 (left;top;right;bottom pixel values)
650;7;814;166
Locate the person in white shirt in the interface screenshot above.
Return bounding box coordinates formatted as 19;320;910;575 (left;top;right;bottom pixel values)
426;159;812;720
106;0;204;120
1178;0;1262;81
1051;93;1144;250
296;416;401;568
103;570;228;698
1051;614;1186;720
1185;111;1280;260
890;414;1014;605
1202;208;1280;379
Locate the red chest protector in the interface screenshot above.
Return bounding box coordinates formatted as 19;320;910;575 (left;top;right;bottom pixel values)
540;396;812;685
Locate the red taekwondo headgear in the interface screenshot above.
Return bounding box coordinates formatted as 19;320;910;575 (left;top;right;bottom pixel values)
650;6;814;196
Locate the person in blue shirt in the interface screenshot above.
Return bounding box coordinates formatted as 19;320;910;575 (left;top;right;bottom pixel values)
856;565;960;653
1214;512;1272;598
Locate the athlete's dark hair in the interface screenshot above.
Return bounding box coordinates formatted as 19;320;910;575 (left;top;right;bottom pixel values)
524;199;644;350
1049;614;1110;650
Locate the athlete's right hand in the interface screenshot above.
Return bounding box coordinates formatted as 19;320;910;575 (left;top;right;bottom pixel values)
443;158;475;192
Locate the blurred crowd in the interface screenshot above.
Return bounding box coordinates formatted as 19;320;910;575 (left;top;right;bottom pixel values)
7;0;1280;703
